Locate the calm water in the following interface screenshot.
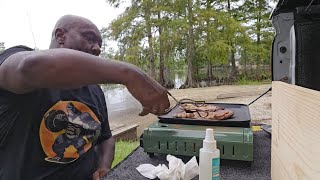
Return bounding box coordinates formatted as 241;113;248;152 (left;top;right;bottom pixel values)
101;70;186;116
101;84;138;114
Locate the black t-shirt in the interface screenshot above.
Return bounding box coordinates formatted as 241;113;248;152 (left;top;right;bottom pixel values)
0;46;112;180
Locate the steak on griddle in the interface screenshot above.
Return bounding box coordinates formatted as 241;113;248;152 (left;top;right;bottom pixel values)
174;103;234;120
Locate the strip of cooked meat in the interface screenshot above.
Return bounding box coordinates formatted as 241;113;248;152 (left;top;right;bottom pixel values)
180;103;224;112
193;111;209;119
173;109;234;120
174;112;195;118
207;110;234;120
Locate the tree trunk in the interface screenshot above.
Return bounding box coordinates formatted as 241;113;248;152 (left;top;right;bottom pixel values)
185;0;196;88
205;1;213;81
145;5;156;79
207;62;213;80
256;0;262;80
231;48;236;73
163;44;174;88
244;50;247;77
250;61;254;77
227;0;237;78
158;4;165;85
119;47;125;62
164;66;174;88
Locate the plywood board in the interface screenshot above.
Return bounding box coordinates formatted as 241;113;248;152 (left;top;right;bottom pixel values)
109;123;125;131
272;81;320;180
217;90;271;99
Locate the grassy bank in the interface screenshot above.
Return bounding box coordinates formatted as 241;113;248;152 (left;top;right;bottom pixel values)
112;140;140;168
235;77;271;85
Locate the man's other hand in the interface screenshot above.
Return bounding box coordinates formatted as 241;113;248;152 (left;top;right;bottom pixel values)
126;72;170;116
92;167;109;180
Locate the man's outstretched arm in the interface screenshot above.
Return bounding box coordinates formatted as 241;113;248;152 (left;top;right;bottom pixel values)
0;48;170;115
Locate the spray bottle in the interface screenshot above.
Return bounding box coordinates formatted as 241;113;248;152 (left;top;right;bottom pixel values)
199;128;220;180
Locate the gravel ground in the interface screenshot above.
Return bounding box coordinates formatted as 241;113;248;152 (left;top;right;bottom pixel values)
108;84;272;136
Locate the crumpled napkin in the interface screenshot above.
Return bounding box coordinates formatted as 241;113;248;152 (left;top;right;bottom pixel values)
136;155;199;180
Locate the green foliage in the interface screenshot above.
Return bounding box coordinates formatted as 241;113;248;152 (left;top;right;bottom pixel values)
0;42;5;53
235;77;266;85
103;0;275;85
239;0;274;65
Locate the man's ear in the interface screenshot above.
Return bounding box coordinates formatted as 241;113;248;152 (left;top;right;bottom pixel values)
55;28;65;44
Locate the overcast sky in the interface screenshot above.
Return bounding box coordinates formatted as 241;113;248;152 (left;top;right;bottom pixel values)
0;0;126;50
1;0;277;51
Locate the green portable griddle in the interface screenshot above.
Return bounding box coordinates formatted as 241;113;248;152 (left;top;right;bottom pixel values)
140;102;254;162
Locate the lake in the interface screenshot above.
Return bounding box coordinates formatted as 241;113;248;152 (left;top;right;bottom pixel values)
101;70;186;117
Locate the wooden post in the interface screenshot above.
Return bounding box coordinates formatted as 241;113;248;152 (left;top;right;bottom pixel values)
272;81;320;179
112;124;139;142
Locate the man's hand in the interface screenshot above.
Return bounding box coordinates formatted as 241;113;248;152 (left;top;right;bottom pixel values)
125;72;170;116
92;167;110;180
93;137;115;180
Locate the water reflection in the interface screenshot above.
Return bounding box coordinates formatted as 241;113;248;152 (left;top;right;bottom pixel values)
101;84;129;104
100;84;139;114
102;71;186;114
173;70;186;89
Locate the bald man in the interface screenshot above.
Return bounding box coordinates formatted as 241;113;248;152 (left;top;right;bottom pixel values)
0;15;170;180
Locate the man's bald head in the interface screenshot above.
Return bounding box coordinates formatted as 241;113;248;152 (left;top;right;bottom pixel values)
49;15;102;56
51;15;97;37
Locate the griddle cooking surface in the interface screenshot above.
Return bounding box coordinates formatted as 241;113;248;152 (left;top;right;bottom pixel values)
158;103;251;127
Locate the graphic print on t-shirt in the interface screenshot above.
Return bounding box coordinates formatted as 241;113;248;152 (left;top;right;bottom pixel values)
39;101;101;164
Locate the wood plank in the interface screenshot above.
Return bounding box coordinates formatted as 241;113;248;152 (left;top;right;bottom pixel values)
217;90;270;99
112;124;139;141
109;122;125;132
271;81;320;180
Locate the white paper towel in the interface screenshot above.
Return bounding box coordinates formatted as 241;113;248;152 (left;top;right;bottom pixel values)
136;155;199;180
